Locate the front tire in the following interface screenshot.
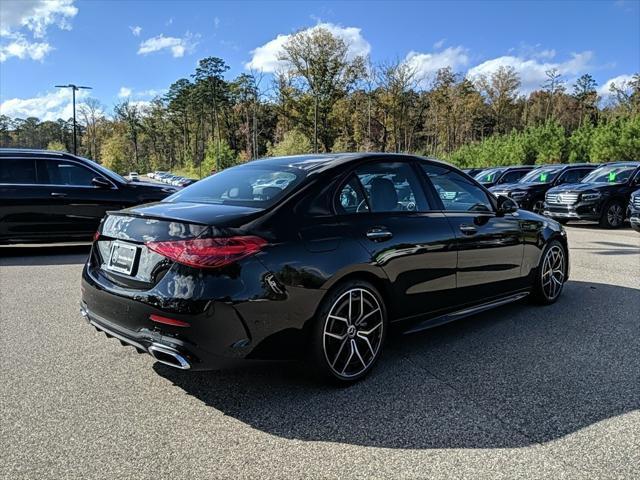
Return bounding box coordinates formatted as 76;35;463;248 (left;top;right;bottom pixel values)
311;280;387;384
531;240;567;305
599;200;625;228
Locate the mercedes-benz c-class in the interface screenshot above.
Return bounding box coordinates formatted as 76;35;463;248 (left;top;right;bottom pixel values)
81;154;569;383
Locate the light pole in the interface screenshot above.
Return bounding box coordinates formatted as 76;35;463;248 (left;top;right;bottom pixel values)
55;84;92;154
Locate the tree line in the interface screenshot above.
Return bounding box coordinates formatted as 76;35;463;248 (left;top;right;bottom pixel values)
1;27;639;177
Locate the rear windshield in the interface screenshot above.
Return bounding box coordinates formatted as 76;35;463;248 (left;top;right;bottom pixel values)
475;168;504;183
520;166;562;184
165;164;303;207
581;164;638;184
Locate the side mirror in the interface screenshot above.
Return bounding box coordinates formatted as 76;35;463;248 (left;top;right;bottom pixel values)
497;195;518;214
91;177;112;188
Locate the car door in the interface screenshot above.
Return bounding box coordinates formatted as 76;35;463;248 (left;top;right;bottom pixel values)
420;163;526;304
0;156;52;242
337;160;458;320
36;158;126;236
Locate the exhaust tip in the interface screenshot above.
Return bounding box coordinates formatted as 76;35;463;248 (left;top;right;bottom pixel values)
148;344;191;370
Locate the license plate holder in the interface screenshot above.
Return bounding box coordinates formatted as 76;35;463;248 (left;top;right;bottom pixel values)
106;241;139;275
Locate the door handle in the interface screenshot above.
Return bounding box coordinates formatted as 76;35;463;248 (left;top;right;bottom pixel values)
459;224;477;235
366;227;393;241
50;192;67;197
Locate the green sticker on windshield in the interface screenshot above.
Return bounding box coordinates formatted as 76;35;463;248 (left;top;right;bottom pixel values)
487;173;494;181
608;171;617;182
540;172;548;182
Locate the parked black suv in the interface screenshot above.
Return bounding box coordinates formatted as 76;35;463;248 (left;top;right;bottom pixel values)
474;166;535;188
628;189;640;232
544;162;640;228
489;164;596;214
0;149;178;244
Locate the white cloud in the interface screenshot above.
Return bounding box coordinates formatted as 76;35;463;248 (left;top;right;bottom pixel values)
137;32;197;58
433;38;446;49
118;87;132;98
245;22;371;72
467;51;594;94
0;0;76;62
0;0;77;38
597;74;635;98
0;33;51;62
130;25;142;37
116;87;165;99
404;46;470;83
0;88;90;121
214;17;220;29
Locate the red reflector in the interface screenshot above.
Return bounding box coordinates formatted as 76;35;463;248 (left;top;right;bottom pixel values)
93;231;100;242
149;314;190;327
146;236;267;269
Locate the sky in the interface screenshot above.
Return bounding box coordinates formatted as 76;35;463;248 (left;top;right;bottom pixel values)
1;0;639;121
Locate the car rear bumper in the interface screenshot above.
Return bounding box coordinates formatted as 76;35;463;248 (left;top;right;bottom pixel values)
79;300;244;371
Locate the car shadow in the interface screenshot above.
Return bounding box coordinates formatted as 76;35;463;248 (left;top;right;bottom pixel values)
154;280;640;449
0;244;91;266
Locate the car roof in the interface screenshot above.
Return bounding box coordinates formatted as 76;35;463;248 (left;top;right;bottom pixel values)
244;152;454;172
0;148;73;158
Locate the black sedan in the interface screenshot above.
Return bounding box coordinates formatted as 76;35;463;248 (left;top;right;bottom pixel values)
80;153;569;383
0;149;178;244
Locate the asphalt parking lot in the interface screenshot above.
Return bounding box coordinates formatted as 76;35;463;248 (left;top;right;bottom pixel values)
1;225;639;480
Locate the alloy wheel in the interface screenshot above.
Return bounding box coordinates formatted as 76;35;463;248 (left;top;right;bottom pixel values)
541;245;565;301
323;288;384;378
533;200;544;214
607;204;624;227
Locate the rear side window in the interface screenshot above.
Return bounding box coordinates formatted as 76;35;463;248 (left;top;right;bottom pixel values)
422;164;493;212
0;158;37;184
166;165;303;207
354;162;429;213
38;160;98;186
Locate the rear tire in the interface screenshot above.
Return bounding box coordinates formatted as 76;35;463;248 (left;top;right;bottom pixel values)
599;200;625;229
531;239;567;305
310;280;387;385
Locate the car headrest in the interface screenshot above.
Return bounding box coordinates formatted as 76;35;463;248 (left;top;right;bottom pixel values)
370;177;398;211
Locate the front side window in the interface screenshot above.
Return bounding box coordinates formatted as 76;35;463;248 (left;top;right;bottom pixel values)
166;165;302;208
581;164;638;184
559;168;591;184
39;160;98;186
354;162;429;213
0;158;37;184
422;164;493;212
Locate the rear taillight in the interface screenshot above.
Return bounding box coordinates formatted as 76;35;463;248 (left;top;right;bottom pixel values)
93;231;100;242
146;236;267;269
